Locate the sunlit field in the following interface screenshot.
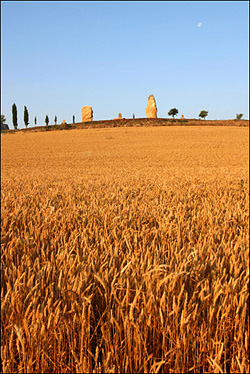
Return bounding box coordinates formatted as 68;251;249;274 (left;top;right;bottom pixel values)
1;125;249;373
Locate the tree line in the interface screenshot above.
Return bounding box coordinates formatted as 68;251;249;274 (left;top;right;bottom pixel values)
5;104;76;129
1;104;245;130
167;108;243;120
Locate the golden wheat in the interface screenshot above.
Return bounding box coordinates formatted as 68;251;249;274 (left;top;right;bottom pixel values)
1;125;249;373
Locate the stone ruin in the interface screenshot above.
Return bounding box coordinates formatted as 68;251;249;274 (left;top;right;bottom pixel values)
114;113;123;120
1;123;9;131
81;106;93;122
146;95;157;118
79;96;160;122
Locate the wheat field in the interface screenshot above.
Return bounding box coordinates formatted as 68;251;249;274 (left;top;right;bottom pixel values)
1;125;249;373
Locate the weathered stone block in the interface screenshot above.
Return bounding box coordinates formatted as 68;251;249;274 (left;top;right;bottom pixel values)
146;95;157;118
114;113;123;120
81;106;93;122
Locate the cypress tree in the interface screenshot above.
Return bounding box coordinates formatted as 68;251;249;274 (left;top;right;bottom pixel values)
24;106;29;127
45;115;49;126
12;103;18;129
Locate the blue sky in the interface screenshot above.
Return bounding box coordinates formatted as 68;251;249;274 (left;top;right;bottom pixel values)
1;1;249;128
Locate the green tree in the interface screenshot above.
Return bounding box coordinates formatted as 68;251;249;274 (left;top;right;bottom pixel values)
54;115;57;125
34;117;37;125
236;113;243;120
1;114;7;124
24;106;29;127
199;110;208;119
12;103;18;129
133;113;135;119
168;108;179;118
73;115;75;124
45;115;49;126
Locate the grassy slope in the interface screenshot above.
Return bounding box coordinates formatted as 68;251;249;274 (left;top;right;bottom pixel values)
2;118;249;133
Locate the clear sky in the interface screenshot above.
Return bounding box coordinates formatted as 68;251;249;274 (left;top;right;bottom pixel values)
1;1;249;128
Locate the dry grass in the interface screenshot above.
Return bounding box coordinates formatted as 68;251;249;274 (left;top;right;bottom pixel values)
5;117;249;133
1;126;249;373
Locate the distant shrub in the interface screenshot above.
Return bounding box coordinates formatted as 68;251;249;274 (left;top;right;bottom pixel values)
168;108;179;118
236;113;243;120
199;110;208;120
178;119;188;125
63;123;72;130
